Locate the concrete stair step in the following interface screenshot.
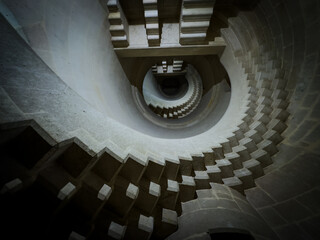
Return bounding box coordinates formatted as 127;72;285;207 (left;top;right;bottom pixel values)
182;7;213;22
183;0;215;8
245;129;263;144
271;108;290;121
206;165;222;183
263;130;283;145
111;36;129;48
180;20;210;33
215;159;234;178
232;145;251;162
109;24;125;36
250;149;272;168
267;119;287;134
233;168;255;190
180;32;208;45
239;137;258;153
272;99;289;110
144;10;158;23
146;23;159;35
257;139;278;157
242;159;264;179
179;175;196;202
108;12;122;25
222;176;243;194
272;89;288;100
143;0;158;10
253;112;271;125
224;152;242;170
107;0;119;12
194;171;210;189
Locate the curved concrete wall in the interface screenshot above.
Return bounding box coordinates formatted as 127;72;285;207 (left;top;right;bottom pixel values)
0;0;143;127
0;0;234;140
220;1;320;238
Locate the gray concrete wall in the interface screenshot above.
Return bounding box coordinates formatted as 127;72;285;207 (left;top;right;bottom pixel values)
225;0;320;238
0;0;140;125
0;0;233;140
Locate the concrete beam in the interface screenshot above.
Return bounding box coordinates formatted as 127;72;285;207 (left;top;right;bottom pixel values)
114;41;226;58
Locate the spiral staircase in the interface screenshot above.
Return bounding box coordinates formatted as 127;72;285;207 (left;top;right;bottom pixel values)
0;0;319;239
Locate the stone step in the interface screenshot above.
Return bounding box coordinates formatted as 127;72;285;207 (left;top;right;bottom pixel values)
250;149;272;168
224;152;242;170
267;119;287;134
182;8;213;22
256;96;272;106
242;159;264;179
158;179;179;210
144;10;159;23
105;178;138;217
256;104;273;115
239;137;258;153
134;180;161;214
258;88;273;98
91;150;123;184
206;165;222;183
179;32;208;45
257;140;278;157
106;0;119;12
192;154;206;171
270;108;290;122
272;99;289;110
226;133;239;148
108;221;126;239
143;0;158;10
153;208;178;239
222;176;243;194
108;12;122;25
194;171;210;189
244;129;263;144
253;112;271;125
146;23;159;35
272;89;288;100
109;24;126;36
215;159;234;178
180;20;210;33
219;138;232;154
250;121;267;135
183;0;215;8
111;35;129;48
179;176;196;202
256;79;272;89
211;143;224;159
147;34;160;46
232;145;251;162
233;168;255;190
263;130;283;145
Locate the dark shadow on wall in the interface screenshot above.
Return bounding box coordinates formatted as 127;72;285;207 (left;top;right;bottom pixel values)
209;228;255;240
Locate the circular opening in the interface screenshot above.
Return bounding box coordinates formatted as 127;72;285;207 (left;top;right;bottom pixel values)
158;75;188;99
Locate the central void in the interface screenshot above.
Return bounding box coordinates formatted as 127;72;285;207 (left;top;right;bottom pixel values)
142;64;203;120
158;75;189;99
131;62;232;137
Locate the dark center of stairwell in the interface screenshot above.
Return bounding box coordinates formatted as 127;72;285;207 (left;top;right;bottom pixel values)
158;75;189;99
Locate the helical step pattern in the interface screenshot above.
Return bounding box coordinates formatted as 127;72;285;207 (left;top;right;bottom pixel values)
146;65;203;119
